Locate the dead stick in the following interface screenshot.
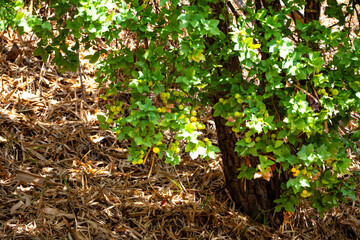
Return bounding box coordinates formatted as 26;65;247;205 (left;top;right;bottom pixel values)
76;47;85;100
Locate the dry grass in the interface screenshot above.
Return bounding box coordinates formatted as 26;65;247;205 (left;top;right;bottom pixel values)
0;29;359;240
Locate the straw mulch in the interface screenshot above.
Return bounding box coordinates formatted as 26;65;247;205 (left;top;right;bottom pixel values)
0;33;360;240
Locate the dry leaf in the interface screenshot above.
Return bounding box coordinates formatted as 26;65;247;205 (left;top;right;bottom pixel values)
15;170;46;187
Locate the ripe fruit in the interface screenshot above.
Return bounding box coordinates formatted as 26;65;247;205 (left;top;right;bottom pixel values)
138;159;144;164
153;147;160;153
179;105;184;110
219;98;224;103
148;81;153;87
235;93;240;99
190;116;197;122
302;190;307;195
204;138;209;142
291;167;297;173
237;98;243;104
191;110;197;116
234;111;241;117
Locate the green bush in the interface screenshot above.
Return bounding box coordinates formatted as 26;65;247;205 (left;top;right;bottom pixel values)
14;0;360;218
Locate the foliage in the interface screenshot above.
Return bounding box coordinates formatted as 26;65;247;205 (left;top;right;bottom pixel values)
0;0;24;32
7;0;360;217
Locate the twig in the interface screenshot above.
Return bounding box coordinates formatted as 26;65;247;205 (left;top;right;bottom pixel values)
147;153;156;179
76;47;85;101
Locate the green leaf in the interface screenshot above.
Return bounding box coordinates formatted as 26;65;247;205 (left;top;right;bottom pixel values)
97;115;106;123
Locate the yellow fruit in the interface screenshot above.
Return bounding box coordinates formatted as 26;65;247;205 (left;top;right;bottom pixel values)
302;169;307;175
138;159;144;164
291;167;297;173
191;110;197;116
245;137;252;143
132;161;137;165
190;116;197;122
302;190;307;195
234;112;241;117
255;137;261;142
237;98;243;104
148;81;153;87
179;105;184;110
106;118;113;124
235;93;240;99
332;89;339;96
204;138;209;142
219;98;224;103
153;147;160;153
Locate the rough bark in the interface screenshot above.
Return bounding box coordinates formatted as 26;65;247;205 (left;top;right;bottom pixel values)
207;0;285;226
214;113;285;226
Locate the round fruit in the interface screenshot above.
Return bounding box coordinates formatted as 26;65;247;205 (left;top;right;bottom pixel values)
255;136;261;142
153;147;160;153
173;91;179;96
245;137;252;143
206;141;212;146
204;138;209;142
302;190;307;195
271;133;277;139
219;98;224;103
179;105;184;110
302;169;307;175
191;110;197;116
132;161;137;165
332;89;339;96
264;113;269;117
157;108;162;113
138;159;144;164
148;81;153;87
291;167;297;173
235;93;240;99
190;116;197;122
237;99;243;104
234;111;241;117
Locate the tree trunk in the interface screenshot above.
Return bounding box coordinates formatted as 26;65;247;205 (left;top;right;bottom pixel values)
213;116;284;226
208;0;285;226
